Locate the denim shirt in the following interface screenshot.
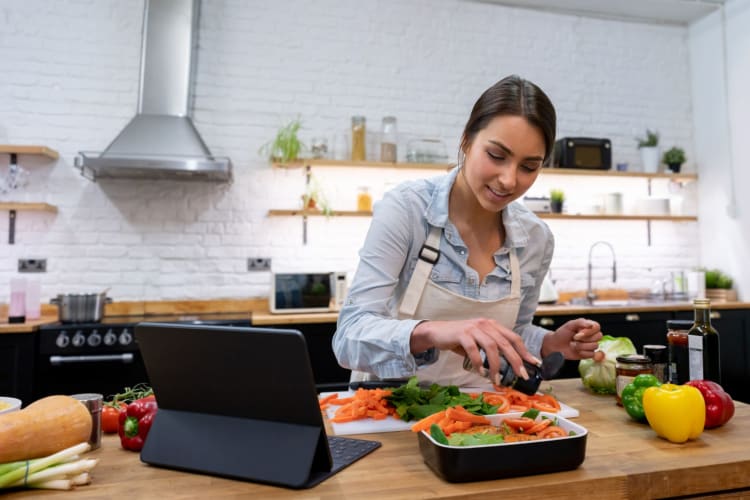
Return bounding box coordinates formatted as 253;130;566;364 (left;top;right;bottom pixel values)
332;166;555;379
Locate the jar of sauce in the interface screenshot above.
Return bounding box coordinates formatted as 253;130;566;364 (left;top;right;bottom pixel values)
667;319;693;384
357;186;372;212
615;354;652;406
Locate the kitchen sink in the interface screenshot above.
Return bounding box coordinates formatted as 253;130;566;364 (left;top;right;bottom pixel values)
566;297;688;308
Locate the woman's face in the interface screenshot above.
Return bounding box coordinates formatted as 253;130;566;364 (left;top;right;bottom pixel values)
462;115;546;213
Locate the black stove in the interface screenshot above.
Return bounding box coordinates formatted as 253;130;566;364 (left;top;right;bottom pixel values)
34;314;252;399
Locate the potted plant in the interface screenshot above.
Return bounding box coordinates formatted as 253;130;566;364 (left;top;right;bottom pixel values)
662;146;686;174
704;269;736;302
301;174;332;216
636;129;660;173
259;118;306;163
550;189;565;213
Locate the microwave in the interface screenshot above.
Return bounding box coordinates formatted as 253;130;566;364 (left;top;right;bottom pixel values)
552;137;611;170
270;272;347;314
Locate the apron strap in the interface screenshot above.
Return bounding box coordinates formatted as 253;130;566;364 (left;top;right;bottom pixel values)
398;225;442;317
508;247;521;298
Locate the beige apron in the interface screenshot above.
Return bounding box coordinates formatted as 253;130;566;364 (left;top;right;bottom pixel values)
352;225;521;387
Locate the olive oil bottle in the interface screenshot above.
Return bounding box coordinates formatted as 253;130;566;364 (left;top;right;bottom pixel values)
688;298;721;384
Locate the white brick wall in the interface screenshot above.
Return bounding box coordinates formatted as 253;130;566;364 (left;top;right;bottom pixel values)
0;0;699;302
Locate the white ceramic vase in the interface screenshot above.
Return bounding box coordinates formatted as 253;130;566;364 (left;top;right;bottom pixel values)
640;146;660;173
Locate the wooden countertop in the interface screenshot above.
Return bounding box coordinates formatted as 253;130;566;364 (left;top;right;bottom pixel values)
7;379;750;499
251;301;750;325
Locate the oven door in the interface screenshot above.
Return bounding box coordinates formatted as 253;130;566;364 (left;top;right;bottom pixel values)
34;351;149;399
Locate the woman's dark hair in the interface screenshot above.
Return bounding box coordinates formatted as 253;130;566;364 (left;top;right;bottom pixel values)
460;75;557;165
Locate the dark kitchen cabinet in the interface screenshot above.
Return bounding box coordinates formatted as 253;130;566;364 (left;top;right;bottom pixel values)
674;308;750;404
0;333;34;403
255;321;351;392
533;310;671;379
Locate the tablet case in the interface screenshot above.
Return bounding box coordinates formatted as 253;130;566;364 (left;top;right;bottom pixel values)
134;323;380;489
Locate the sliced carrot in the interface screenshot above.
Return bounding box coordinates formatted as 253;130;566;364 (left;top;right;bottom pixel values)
524;419;553;435
482;392;511;413
410;410;447;433
537;425;567;438
531;401;560;413
504;433;540;442
503;417;536;432
446;406;491;425
318;393;338;407
509;403;531;412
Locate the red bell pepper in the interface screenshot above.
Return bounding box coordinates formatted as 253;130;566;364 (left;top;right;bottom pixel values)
118;394;158;451
685;380;735;428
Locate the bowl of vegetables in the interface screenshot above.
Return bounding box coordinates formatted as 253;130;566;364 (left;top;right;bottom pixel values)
417;409;588;482
0;397;21;414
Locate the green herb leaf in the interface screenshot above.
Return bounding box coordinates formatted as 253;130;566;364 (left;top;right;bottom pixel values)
430;424;449;445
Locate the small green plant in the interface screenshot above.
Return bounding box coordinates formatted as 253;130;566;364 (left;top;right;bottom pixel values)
662;146;686;165
550;189;565;203
703;269;733;289
301;174;332;216
636;129;659;148
259;118;306;163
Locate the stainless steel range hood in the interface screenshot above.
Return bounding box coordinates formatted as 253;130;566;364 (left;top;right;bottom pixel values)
76;0;231;182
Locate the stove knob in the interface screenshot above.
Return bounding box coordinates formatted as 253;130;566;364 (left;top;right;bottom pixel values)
104;329;118;346
119;329;133;346
72;331;86;348
55;332;70;348
87;332;102;347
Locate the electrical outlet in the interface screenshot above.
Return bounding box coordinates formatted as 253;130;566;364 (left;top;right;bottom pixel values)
18;258;47;273
247;258;271;272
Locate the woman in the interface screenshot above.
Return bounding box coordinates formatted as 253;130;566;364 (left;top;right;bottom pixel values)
333;75;602;388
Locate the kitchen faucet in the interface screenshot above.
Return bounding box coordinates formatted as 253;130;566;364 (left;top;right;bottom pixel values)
587;241;617;303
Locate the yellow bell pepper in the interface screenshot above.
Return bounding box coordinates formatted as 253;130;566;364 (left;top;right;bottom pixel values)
643;384;705;443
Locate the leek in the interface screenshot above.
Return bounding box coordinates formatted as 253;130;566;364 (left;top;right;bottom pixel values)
0;442;97;491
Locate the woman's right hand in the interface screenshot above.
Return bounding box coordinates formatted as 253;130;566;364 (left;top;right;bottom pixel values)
410;318;541;382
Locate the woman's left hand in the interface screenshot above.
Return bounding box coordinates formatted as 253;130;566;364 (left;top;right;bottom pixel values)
541;318;602;360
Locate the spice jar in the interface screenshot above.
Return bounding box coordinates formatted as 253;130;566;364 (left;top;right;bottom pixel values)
667;319;692;384
380;116;397;162
643;344;668;383
72;393;103;450
351;116;366;161
615;354;652;406
357;187;372;212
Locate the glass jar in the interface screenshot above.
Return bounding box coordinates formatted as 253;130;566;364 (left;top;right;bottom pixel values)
380;116;397;162
351;116;366;161
643;344;668;383
357;187;372;212
615;354;652;406
667;319;692;384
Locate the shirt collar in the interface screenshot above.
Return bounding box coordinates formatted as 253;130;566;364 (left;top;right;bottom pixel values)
424;166;459;228
425;166;530;249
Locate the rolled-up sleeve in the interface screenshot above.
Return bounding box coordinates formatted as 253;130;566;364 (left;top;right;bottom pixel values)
333;189;425;379
514;220;555;358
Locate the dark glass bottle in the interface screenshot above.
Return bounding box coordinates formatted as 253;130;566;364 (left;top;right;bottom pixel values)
687;298;721;384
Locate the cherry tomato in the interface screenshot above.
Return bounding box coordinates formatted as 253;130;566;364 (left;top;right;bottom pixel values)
102;403;126;433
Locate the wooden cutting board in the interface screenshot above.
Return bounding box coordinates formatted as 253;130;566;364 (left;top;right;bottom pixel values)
320;390;580;436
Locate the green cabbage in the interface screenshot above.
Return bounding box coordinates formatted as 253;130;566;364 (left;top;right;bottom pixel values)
578;335;636;394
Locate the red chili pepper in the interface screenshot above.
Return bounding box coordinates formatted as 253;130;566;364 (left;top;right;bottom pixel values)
118;395;158;451
685;380;735;428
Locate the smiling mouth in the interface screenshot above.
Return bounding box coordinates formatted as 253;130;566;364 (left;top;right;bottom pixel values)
487;185;512;200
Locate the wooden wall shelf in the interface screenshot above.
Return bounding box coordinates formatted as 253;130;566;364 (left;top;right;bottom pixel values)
0;145;59;160
274;159;454;171
0;202;58;244
268;209;697;222
0;202;58;213
273;160;698;180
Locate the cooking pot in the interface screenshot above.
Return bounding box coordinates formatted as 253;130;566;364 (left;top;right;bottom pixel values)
51;292;112;323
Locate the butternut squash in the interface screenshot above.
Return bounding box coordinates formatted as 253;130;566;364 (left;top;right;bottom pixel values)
0;395;92;463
